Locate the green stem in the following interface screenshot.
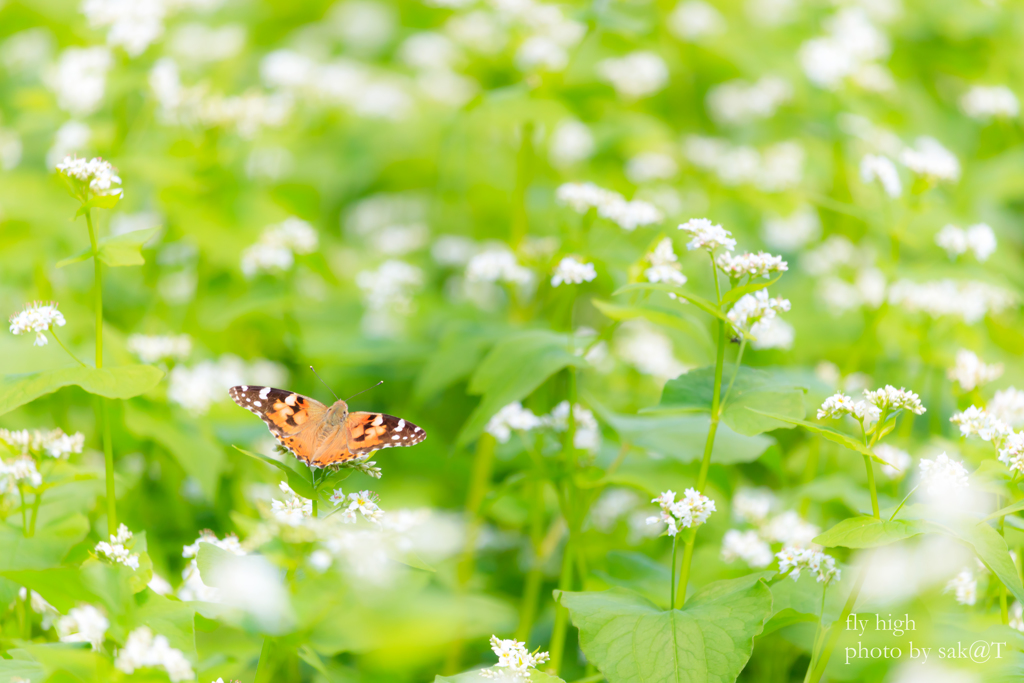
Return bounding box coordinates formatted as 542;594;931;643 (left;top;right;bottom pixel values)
516;479;547;642
862;455;880;519
696;320;726;491
18;484;27;535
719;339;746;408
29;493;42;537
675;534;695;609
102;400;116;536
49;328;86;367
669;534;678;609
1001;584;1009;625
808;558;870;683
548;539;574;674
85;210;102;369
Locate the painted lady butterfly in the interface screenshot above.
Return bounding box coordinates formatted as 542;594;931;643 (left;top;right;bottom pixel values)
229;385;426;468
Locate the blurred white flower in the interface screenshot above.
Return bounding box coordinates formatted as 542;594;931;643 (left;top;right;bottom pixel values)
544;401;600;451
356;260;424;313
668;0;725;42
18;588;59;629
875;444;912;479
82;0;166;57
615;321;688;380
481;635;550;681
947;349;1002;392
115;627;195;681
127;334;192;364
721;529;773;568
1;28;54;74
551;257;596;286
399;31;461;71
799;8;890;90
961;85;1019;120
749;316;794;351
94;524;140;570
899;136;960;183
9;301;66;347
761;206;821;251
776;546;841;584
763;510;819;548
589;489;641;531
646;488;716;536
944;568;977;605
272;481;313;526
169;23;246;64
731;488;775;525
485;402;543;443
935;223;996;262
446;11;506;54
625;152;678;184
328;0;396;54
860;154;902;198
679;217;736;252
727;290;791;338
555;181;621;214
168;355;288;415
918;453;969;496
241;217;318;278
598;197;663;231
716;251;788;280
0;428;84;459
147;573;173;595
56;605;109;650
950;405;1010;443
597;52;668;99
465;247;533;286
990;388;1024;428
48;47;112;116
706;76;791;126
0;456;43;491
0;127;21;171
56;156;123;197
548;120;595;168
887;279;1015;323
644;238;687;289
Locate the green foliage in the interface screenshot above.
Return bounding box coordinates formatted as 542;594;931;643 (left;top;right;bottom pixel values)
57;226;160;268
0;366;164;415
813;516;926;548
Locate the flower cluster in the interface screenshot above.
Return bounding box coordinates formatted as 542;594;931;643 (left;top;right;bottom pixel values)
775;547;841;584
480;635;550;681
544;401;601;451
241;217;319;278
990;388;1024;428
950;406;1010;443
466;248;534;286
94;524;141;570
875;444;912;479
918;453;970;496
947;349;1002;392
818;385;925;427
862;386;927;416
716;251;788;280
0;428;84;459
0;456;43;492
329;488;385;525
960;85;1019;120
551;257;597;287
679;217;736;252
644;238;687;288
555;182;662;230
114;626;195;682
127;334;192;364
935;223;997;262
887;279;1015;324
898;136;961;183
684;137;804;192
944;569;977;606
55;155;123;197
860;154;902;198
271;481;313;526
484;402;544;443
9;302;66;347
56;605;109;650
721;529;774;568
727;289;791;338
167;354;288;415
179;530;246;603
646;489;716;537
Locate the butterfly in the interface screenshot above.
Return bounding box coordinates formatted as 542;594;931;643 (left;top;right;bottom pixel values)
229;385;426;468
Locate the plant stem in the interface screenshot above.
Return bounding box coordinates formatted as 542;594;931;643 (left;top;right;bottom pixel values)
808;557;870;683
720;339;747;407
548;539;574;674
50;328;86;367
1001;584;1009;625
18;484;27;535
101;400;116;535
675;534;696;609
85;210;102;368
862;455;880;518
669;534;678;609
29;493;42;537
516;479;547;642
697;320;726;491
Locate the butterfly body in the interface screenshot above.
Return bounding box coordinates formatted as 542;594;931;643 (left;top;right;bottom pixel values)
229;385;426;468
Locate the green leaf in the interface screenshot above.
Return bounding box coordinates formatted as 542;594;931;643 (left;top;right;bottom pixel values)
813;516;926;548
232;445;317;499
612;282;729;324
196;542;237;589
131;591;197;662
558;575;772;683
591;299;714;358
124;404;225;500
0;365;164;416
56;226;159;268
718;273;784;307
436;672;565;683
457;329;587;447
746;410;894;466
413;323;503;403
0;514;89;571
981;498;1024;524
2;563;133;617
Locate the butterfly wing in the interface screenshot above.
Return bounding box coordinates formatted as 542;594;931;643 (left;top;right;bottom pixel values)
229;386;327;465
344;411;427;457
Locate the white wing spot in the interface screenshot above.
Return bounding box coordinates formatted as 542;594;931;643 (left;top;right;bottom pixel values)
285;393;297;406
392;435;401;440
259;387;271;399
242;385;248;391
246;397;252;402
372;414;384;427
396;420;405;432
414;426;423;433
254;400;262;407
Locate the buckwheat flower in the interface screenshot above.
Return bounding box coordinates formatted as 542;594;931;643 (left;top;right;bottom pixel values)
947;349;1002;392
965;223;997;261
950;406;1010;443
776;547;840;584
731;488;774;525
918;453;970;496
272;481;312;526
19;588;58;629
960;85;1019;120
899;137;960;183
990;388;1024;428
356;260;424;312
750;316;795;351
346;490;384;524
626;152;679;184
9;301;66;347
644;238;687;288
148;573;173;595
647;488;716;536
551;257;597;287
127;334;192;364
555;182;621;214
544;401;601;451
861;385;926;416
481;635;550;681
1011;602;1024;632
716;251;788;280
0;428;84;459
55;156;123;197
548;120;594;168
598;197;663;231
465;247;534;286
597;51;668;99
47;47;112;116
944;569;977;605
329;488;346;506
726;289;791;337
114;627;195;682
997;432;1024;474
860;154;902;198
2;456;43;490
763;511;819;548
485;402;543;443
706;76;792;126
82;0;166;57
94;524;140;570
668;0;725;42
721;529;773;568
761;205;821;251
876;444;912;479
679;218;736;252
615;322;688;380
887;279;1015;323
56;605;109;650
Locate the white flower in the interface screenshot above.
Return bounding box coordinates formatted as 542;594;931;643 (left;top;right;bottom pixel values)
731;488;775;526
56;605;109;650
644;238;687;289
615;321;688;380
94;524;140;570
990;388;1024;428
875;444;912;479
944;569;977;605
148;573;173;595
961;85;1019;120
181;529;245;560
750;317;795;351
346;490;385;524
544;401;600;451
168;355;287;415
481;635;550;680
947;349;1002;392
721;529;774;568
485;402;543;443
19;589;59;629
716;251;788;280
668;0;725;42
555;181;621;214
597;51;668;99
776;546;841;584
918;453;970;496
761;206;821;251
329;488;346;506
114;626;195;682
1012;602;1024;632
626;152;678;184
241;217;318;277
763;511;819;548
679;217;736;252
706;76;792;126
127;334;192;364
549;120;594;168
935;223;996;262
860;154;902;198
798;8;890;90
726;290;791;337
862;385;926;415
598;197;663;231
355;260;424;312
551;257;597;287
82;0;166;57
47;47;112;116
0;428;84;459
9;301;66;347
950;406;1011;443
55;156;123;197
0;456;43;491
272;481;313;526
465;248;534;286
887;279;1015;323
646;488;716;536
899;136;960;183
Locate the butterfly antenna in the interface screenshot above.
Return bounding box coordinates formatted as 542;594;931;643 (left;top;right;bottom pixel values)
344;380;384;402
309;365;340;401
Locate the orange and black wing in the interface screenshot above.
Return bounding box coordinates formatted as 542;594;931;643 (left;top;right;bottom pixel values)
344;411;427;457
229;386;327;465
